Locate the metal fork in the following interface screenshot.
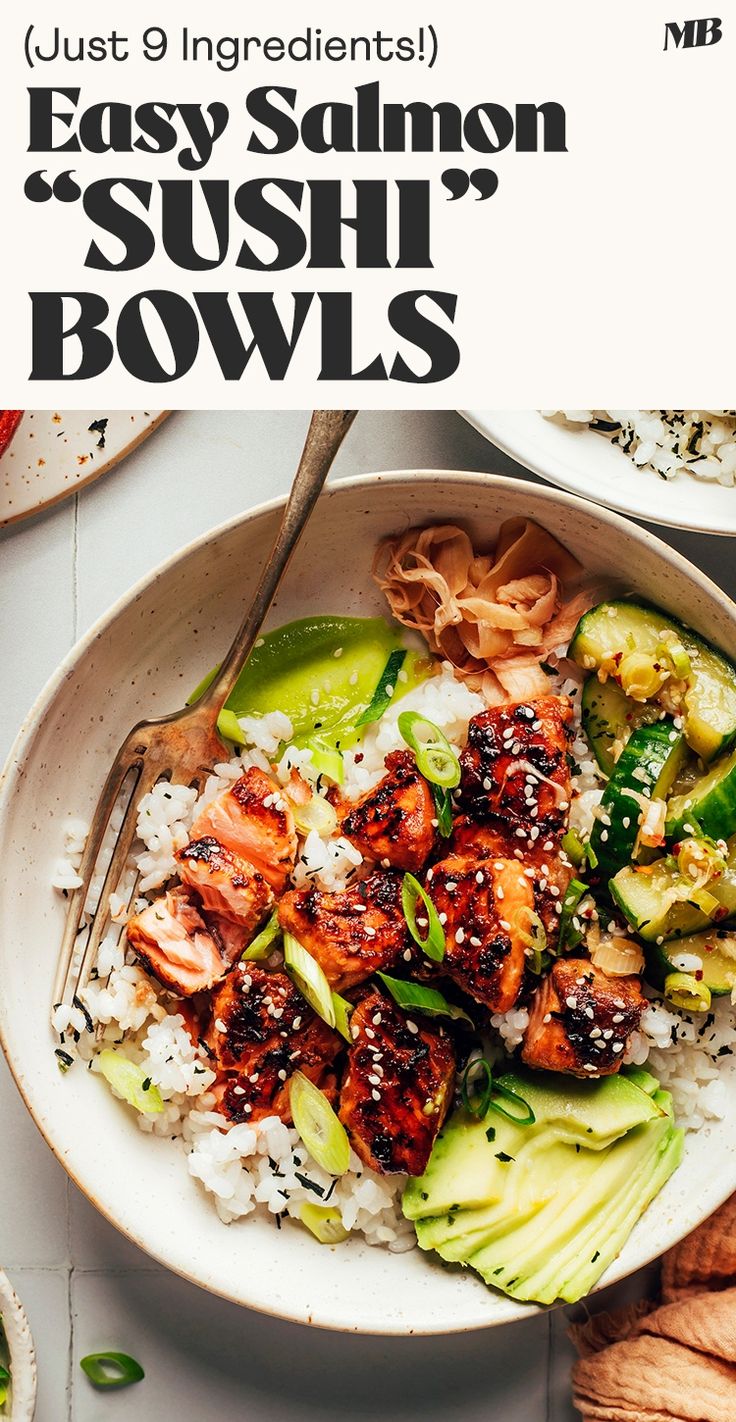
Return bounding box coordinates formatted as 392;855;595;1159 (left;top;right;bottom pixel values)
52;409;357;1022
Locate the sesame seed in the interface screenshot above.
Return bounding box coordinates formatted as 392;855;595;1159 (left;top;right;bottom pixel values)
215;1018;227;1033
349;671;359;686
455;928;465;944
368;1074;381;1086
364;925;376;937
403;948;412;961
612;1043;624;1054
476;870;484;884
407;1020;419;1034
566;996;578;1010
496;886;505;900
543;1012;552;1023
333;646;344;658
612;1013;625;1024
293;1016;302;1030
371;1089;381;1102
233;1085;246;1096
372;1013;382;1026
438;912;448;924
470;936;482;947
310;689;320;706
278;1069;287;1081
584;1006;595;1019
365;1027;375;1040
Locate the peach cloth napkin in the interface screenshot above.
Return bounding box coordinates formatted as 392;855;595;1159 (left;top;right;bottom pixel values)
569;1194;736;1421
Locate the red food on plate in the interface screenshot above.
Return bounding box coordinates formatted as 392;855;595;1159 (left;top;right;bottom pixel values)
0;411;22;457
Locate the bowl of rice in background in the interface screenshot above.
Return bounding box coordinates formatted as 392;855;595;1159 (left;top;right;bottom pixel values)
1;471;736;1334
0;1269;37;1420
461;411;736;535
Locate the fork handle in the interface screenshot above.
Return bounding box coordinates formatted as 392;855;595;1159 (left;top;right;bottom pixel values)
198;410;357;714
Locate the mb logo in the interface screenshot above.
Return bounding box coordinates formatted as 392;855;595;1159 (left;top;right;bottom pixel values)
664;16;723;47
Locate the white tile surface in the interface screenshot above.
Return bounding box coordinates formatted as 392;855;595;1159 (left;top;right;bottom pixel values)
2;410;734;1421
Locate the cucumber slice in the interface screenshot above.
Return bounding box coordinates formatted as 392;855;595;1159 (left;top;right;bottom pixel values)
666;745;736;843
610;843;736;942
581;677;662;777
590;721;686;878
571;601;736;762
646;928;736;997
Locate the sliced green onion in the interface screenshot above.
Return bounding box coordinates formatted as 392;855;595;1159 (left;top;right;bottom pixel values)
298;1201;350;1244
398;711;461;789
461;1057;494;1116
561;828;586;868
80;1352;145;1389
332;991;354;1042
283;933;336;1028
306;737;344;785
291;793;338;838
558;878;588;950
216;708;246;747
289;1070;350;1175
401;872;446;962
97;1050;163;1115
488;1081;536;1127
583;840;599;871
242;909;282;961
377;971;474;1026
355;648;407;726
664;971;711;1013
657;635;692;681
432;784;454;838
461;1059;535;1126
689;886;722;919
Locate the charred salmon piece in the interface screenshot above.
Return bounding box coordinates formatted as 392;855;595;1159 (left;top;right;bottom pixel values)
204;965;342;1124
425;854;535;1012
339;985;455;1175
176;835;274;937
189;767;297;894
458;695;574;842
342;750;438;872
522;957;644;1079
450;817;573;950
278;869;409;992
126;885;228;995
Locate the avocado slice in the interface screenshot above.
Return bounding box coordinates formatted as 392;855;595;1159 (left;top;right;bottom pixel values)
403;1070;661;1223
403;1070;683;1306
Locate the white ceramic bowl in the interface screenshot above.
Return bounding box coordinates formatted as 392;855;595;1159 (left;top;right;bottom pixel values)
1;472;735;1334
0;1270;37;1420
461;410;736;536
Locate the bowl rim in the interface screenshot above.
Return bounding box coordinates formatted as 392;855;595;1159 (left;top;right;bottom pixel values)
459;410;736;538
0;1269;37;1420
2;467;735;1332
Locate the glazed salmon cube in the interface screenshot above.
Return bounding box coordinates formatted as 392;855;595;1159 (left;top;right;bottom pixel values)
278;870;409;992
425;853;536;1012
204;965;341;1124
339;985;455;1175
189;767;297;893
458;695;574;843
522;958;644;1079
126;886;229;995
176;835;274;937
342;750;437;872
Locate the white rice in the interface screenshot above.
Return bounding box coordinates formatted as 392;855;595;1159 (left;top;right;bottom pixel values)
53;655;736;1248
544;410;736;486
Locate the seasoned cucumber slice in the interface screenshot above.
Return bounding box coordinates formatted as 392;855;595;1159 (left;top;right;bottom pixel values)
571;601;736;762
581;677;661;777
666;745;736;843
646;928;736;997
590;722;686;878
610;843;736;942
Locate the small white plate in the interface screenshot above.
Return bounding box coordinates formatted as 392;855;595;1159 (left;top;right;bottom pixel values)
0;411;169;527
0;1270;37;1420
461;410;736;536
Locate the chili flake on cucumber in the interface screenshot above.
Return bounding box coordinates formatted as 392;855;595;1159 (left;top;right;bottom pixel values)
570;601;736;763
